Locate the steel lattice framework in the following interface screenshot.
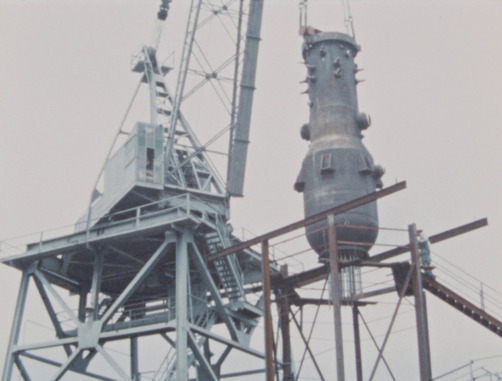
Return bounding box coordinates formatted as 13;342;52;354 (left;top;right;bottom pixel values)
1;1;270;380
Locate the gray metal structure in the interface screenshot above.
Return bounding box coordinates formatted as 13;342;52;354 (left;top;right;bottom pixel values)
1;1;275;380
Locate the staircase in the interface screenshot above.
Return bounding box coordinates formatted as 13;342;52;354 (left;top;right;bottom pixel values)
205;219;245;304
423;275;502;337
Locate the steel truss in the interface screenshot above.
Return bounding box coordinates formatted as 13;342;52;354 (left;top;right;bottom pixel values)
190;181;492;381
2;180;496;381
2;197;277;380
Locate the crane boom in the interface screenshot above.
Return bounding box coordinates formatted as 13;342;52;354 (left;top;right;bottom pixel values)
226;0;264;197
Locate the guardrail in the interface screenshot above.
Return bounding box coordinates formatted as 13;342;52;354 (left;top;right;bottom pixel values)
0;193;221;260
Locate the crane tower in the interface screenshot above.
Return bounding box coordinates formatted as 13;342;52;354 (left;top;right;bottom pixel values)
1;1;274;380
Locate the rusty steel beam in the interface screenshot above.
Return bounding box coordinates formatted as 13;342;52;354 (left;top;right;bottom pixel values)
261;241;274;381
208;182;406;262
423;275;502;338
352;305;363;381
276;219;487;295
289;307;326;381
328;217;345;381
273;264;329;289
409;224;432;381
367;218;488;264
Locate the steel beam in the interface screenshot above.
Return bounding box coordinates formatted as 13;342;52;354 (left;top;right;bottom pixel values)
33;275;74;357
289;307;325;381
262;240;275;381
189;324;265;359
2;271;30;381
227;0;264;196
91;251;104;321
34;269;80;326
188;240;241;341
352;305;363;381
49;348;81;381
101;235;172;325
367;218;488;264
14;337;78;352
96;345;130;381
130;336;139;381
277;218;488;291
277;266;294;381
423;276;502;337
220;368;266;378
14;356;31;381
176;231;189;380
209;182;406;261
187;330;219;381
369;264;414;380
359;312;396;380
409;224;432;381
20;352;116;381
328;215;345;381
99;320;176;340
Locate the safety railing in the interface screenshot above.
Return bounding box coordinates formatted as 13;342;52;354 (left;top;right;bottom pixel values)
0;193;221;260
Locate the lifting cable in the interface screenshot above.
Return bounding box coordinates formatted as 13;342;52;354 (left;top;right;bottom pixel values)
299;0;356;38
152;0;172;49
299;0;308;30
340;0;356;38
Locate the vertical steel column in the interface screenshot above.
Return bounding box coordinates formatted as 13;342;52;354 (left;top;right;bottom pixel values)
2;271;30;381
91;251;103;321
409;224;432;381
352;305;363;381
262;240;275;381
176;232;189;380
328;215;345;381
78;289;87;323
278;266;294;381
131;336;139;381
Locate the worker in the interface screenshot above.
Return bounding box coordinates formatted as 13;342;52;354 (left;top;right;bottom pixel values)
417;229;434;278
158;0;172;21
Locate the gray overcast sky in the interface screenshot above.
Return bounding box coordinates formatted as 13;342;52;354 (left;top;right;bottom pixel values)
1;0;502;379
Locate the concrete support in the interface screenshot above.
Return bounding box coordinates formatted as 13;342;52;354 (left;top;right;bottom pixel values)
327;215;345;381
409;224;432;381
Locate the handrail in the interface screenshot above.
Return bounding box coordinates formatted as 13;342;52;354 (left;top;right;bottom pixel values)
0;193;208;259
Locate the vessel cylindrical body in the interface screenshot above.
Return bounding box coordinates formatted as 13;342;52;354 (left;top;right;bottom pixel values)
295;31;384;258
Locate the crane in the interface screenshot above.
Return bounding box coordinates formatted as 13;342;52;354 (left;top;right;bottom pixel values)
2;1;273;380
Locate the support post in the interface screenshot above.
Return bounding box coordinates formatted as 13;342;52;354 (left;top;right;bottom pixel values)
352;304;363;381
78;288;87;323
278;267;294;381
262;240;274;381
327;215;345;381
2;271;30;381
409;224;432;381
176;232;189;380
91;251;104;321
131;336;139;381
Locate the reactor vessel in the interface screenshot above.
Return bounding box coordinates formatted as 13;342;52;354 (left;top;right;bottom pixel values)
295;27;384;260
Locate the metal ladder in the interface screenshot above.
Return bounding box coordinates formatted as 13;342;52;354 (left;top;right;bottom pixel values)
206;218;245;304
